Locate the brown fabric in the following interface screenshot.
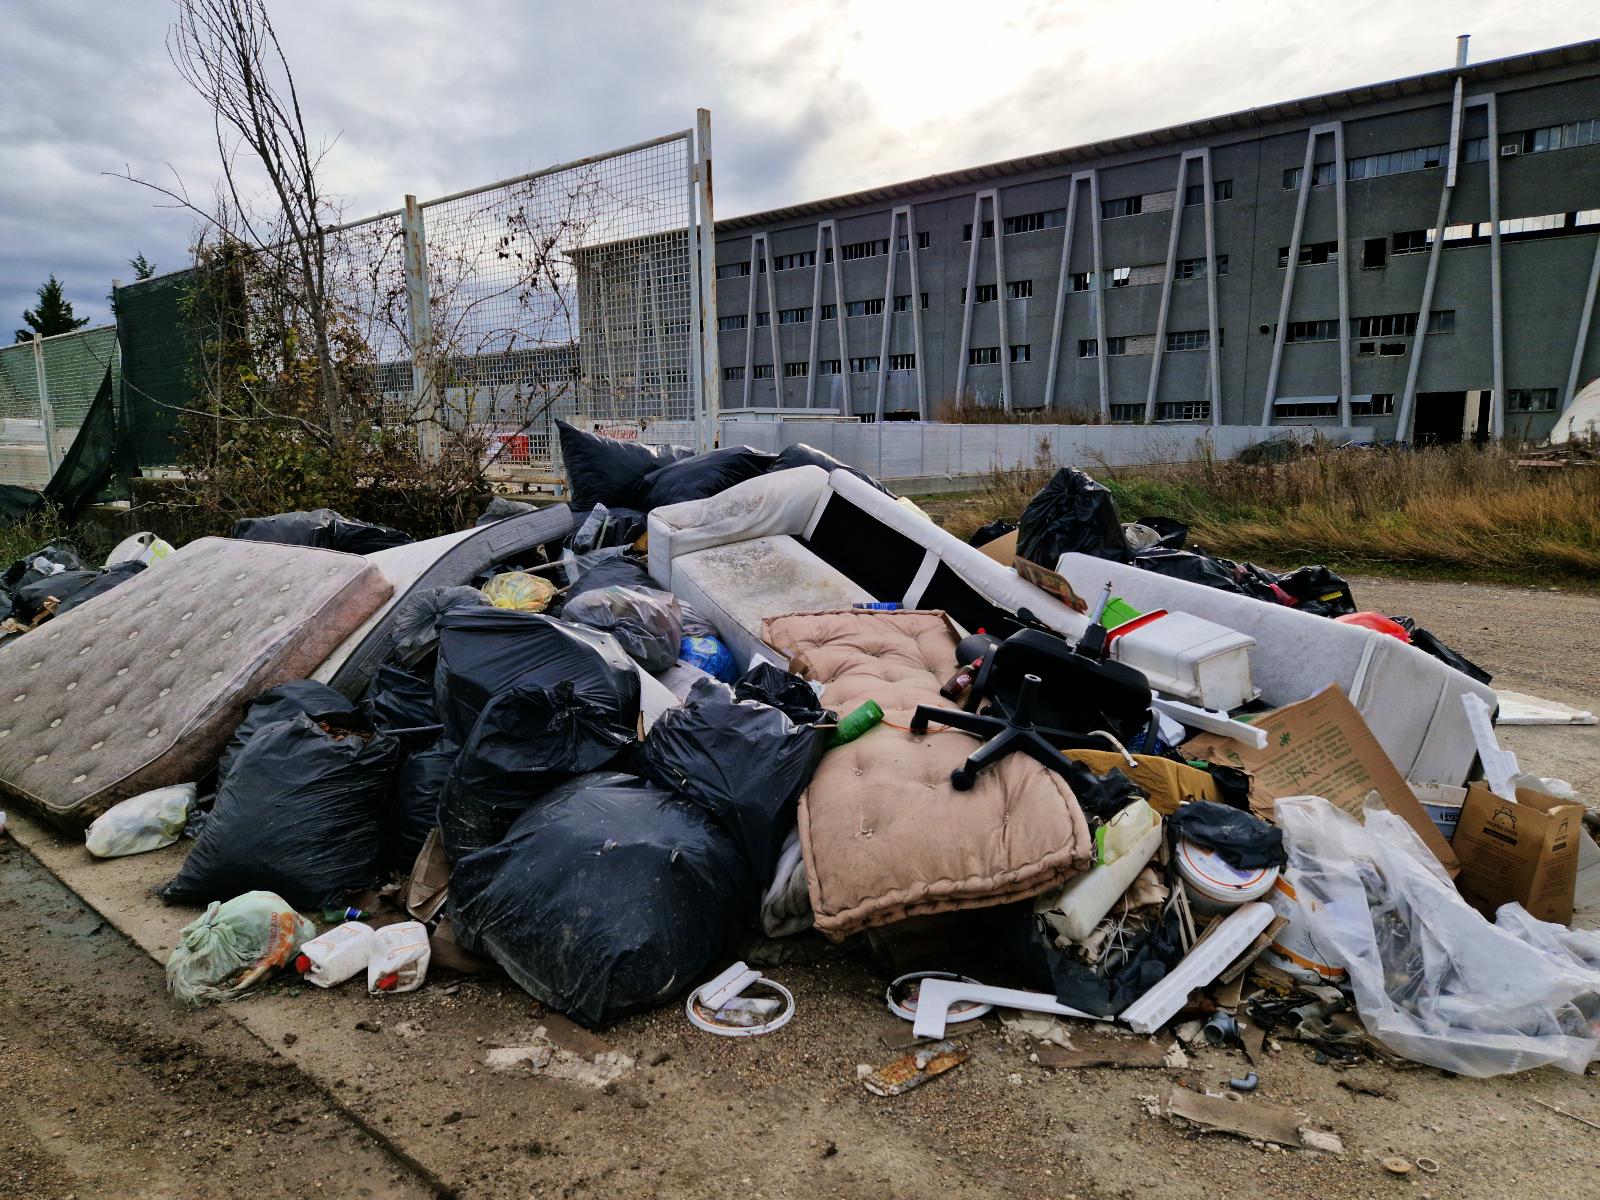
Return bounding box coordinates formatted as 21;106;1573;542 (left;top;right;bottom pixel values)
1063;749;1222;816
763;609;1092;939
0;537;392;829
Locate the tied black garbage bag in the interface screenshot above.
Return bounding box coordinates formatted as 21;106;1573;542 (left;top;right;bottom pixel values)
160;714;401;909
11;560;145;621
556;420;693;510
362;664;440;748
1134;547;1356;618
634;446;778;510
559;552;654;604
449;771;757;1028
217;680;358;785
439;679;636;860
641;677;827;876
733;662;834;726
1017;467;1129;566
1273;565;1356;618
1392;616;1493;684
560;585;683;673
386;738;457;874
388;585;490;666
229;508;413;554
769;444;893;495
1168;800;1287;870
433;608;641;746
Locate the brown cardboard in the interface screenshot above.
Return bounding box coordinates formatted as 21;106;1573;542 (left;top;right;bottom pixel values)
1011;553;1088;612
977;529;1018;565
1452;782;1583;925
1180;684;1460;873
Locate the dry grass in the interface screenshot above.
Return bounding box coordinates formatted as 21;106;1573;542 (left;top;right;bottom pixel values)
921;442;1600;586
930;399;1108;425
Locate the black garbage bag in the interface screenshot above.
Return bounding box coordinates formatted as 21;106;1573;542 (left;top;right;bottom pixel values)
475;496;537;526
439;679;636;860
559;553;655;605
229;508;413;554
641;677;826;875
1134;547;1274;599
217;680;359;784
967;518;1017;548
560;585;683;673
733;662;834;726
362;664;440;746
1168;800;1287;870
992;899;1186;1018
1060;758;1147;827
449;771;757;1027
1017;467;1129;566
1;542;84;596
388;585;490;665
1273;565;1356;617
1134;515;1189;550
53;560;146;615
386;738;457;873
770;443;893;495
634;446;778;510
12;561;145;620
556;420;693;510
433;608;641;746
160;714;402;909
568;503;649;554
1391;616;1493;684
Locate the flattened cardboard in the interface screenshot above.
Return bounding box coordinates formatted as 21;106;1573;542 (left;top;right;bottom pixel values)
1012;554;1089;612
1453;782;1583;925
977;529;1018;565
1180;684;1459;873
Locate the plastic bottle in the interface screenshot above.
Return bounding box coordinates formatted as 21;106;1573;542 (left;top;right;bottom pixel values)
828;700;884;747
321;905;368;924
294;921;375;988
367;921;432;995
851;601;901;611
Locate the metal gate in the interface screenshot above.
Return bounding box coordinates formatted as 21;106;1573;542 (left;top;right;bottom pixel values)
0;326;120;489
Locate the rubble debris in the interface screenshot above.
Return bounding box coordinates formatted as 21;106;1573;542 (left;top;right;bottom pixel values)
485;1026;635;1089
1164;1087;1340;1152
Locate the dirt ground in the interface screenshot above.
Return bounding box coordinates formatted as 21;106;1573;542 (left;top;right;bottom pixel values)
2;576;1597;1200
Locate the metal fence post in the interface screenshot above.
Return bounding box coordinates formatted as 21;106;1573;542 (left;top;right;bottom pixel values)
693;108;720;452
401;194;442;461
31;333;59;476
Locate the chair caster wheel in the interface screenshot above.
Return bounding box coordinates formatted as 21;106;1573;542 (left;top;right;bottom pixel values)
950;768;975;791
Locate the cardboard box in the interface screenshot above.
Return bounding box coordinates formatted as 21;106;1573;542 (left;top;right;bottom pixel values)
1452;782;1584;925
1180;684;1459;874
976;529;1018;566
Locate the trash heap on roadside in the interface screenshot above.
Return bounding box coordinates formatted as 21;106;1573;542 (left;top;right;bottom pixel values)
0;421;1596;1115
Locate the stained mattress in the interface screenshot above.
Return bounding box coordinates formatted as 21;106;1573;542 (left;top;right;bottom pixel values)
0;536;392;829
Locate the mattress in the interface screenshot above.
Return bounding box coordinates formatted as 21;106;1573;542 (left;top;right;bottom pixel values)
0;537;392;829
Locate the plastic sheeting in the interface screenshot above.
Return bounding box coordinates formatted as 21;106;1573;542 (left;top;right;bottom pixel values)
1275;795;1600;1077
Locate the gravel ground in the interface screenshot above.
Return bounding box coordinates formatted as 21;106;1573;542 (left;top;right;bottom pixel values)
2;577;1597;1200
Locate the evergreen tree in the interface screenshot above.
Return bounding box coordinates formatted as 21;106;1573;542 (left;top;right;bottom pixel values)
14;275;90;343
129;253;156;280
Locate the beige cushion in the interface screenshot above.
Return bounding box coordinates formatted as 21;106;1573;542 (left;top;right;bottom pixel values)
0;537;392;829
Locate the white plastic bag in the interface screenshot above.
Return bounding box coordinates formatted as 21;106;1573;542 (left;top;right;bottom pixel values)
85;783;196;858
167;891;316;1005
368;921;431;995
1274;795;1600;1077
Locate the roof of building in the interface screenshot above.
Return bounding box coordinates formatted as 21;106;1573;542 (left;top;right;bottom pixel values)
715;37;1600;232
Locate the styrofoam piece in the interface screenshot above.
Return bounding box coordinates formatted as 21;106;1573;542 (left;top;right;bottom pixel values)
1119;902;1274;1034
1462;693;1518;800
1494;690;1597;726
909;979;1097;1040
1039;822;1164;943
1112;611;1258;712
1152;698;1269;750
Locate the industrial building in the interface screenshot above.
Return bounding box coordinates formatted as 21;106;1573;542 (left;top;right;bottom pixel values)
711;37;1600;442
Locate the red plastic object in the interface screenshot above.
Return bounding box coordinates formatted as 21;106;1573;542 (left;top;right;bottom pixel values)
375;972;399;992
1335;611;1412;643
294;954;311;975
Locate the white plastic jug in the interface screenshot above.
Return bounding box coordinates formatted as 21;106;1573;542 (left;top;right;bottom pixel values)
368;921;431;995
294;921;375;988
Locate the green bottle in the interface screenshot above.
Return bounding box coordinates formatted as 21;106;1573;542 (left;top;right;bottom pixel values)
829;700;884;747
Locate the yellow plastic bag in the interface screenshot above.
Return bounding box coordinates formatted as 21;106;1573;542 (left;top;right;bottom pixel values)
483;570;554;613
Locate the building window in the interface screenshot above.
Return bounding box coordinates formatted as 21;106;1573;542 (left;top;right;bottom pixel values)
1346;143;1446;181
849;356;879;373
969;346;1000;365
840;239;890;260
1003;208;1067;235
1010;344;1031;363
1069;271;1095;292
1175;255;1228;279
1274;398;1339;418
1106;337;1128;356
1499;213;1566;237
1462;137;1489;163
894;232;931;252
1109;404;1144;422
752;364;774;379
1157;400;1210;421
1283;162;1336;189
818;359;842;376
772;251;816;271
1006;279;1033;299
723;366;745;382
1379;342;1407;356
783;361;809;378
819;303;837;320
1350;310;1453;339
1507;387;1558;412
1165;329;1210;352
1101;196;1142;220
778;306;812;325
961;283;999;304
716;261;751;279
753;311;770;327
1286;319;1338;343
717;314;747;331
1392;229;1429;254
1184;179;1233;206
1519;118;1600;154
1428;309;1455;334
920;292;930;308
962;219;996;241
1362;238;1387;269
1278;240;1338;268
889;353;916;371
893;294;912;312
1109;266;1132;288
1351;393;1396;415
1077;339;1098;358
844;298;884;317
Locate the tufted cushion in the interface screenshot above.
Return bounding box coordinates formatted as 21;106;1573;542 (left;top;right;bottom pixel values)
0;537;392;829
762;609;1091;939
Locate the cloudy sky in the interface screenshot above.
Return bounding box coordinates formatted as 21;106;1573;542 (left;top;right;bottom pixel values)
2;1;1595;331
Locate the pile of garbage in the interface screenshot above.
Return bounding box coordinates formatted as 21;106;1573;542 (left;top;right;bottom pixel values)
6;428;1597;1097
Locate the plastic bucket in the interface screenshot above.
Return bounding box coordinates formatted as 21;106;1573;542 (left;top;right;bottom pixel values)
1262;873;1347;983
1174;839;1279;914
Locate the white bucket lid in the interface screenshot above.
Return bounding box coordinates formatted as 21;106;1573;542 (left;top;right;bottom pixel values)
1175;839;1280;906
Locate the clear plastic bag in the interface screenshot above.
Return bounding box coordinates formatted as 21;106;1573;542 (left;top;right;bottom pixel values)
166;891;316;1005
85;783;197;858
1274;796;1600;1077
561;585;683;673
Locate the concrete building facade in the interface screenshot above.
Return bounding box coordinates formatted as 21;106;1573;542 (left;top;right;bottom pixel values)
711;39;1600;442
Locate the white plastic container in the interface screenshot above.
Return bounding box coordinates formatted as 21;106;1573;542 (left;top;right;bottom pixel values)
1040;822;1164;943
1174;838;1279;914
368;921;431;995
294;921;375;988
104;531;175;569
1262;873;1347;983
1096;798;1160;866
1110;610;1258;712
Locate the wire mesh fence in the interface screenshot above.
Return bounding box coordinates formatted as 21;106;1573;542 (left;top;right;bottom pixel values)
0;326;120;489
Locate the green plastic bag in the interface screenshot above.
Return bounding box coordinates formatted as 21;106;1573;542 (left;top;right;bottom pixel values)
166;890;316;1005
